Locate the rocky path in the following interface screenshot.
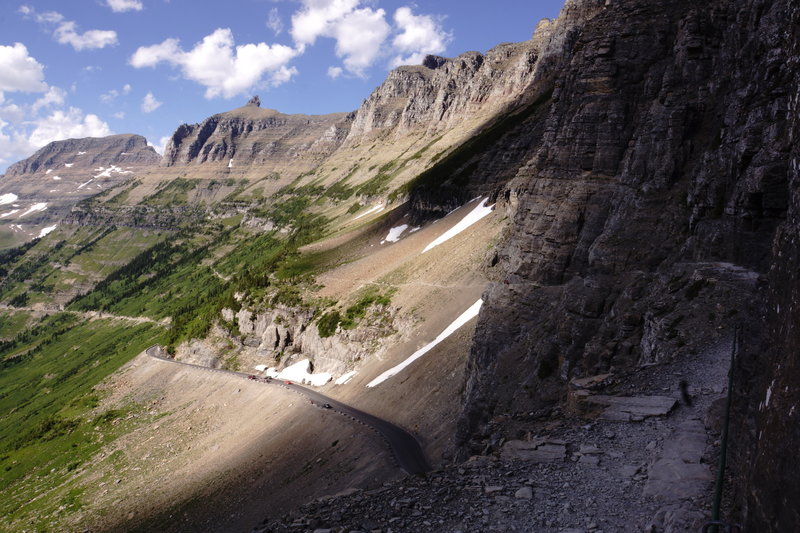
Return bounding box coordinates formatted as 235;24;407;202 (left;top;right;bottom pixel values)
256;336;734;533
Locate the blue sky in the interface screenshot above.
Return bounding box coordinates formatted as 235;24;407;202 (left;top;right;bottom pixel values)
0;0;565;172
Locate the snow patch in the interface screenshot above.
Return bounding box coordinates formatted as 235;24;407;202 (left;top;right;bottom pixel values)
335;370;357;385
422;198;494;253
765;379;775;408
274;359;332;386
77;179;93;190
254;364;269;372
353;204;385;220
381;224;408;244
46;169;53;174
367;299;483;388
77;151;86;155
93;165;132;178
38;225;57;238
64;163;74;168
0;209;20;218
53;176;62;180
0;193;18;206
228;158;233;168
18;203;48;218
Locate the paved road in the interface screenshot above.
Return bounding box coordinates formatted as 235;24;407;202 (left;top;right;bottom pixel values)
145;346;430;475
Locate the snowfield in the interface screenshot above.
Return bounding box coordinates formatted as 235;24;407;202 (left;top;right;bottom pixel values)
94;165;133;178
422;198;494;253
367;299;484;388
0;209;20;218
0;193;18;206
38;225;57;238
353;204;385;220
267;359;332;386
382;224;408;244
18;203;48;218
335;370;358;385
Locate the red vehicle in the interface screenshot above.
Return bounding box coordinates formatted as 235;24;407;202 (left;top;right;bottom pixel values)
285;380;292;385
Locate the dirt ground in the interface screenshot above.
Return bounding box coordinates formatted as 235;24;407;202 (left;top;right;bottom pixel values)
71;354;400;533
60;199;506;532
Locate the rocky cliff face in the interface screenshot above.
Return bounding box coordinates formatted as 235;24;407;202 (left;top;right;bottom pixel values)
217;303;401;377
0;134;160;241
732;0;800;530
161;100;351;180
344;1;600;146
3;134;159;178
441;0;798;530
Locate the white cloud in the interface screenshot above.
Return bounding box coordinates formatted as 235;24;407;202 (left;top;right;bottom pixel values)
28;108;112;147
267;7;283;35
291;0;360;47
131;28;299;98
327;66;343;79
141;91;162;113
0;43;47;94
0;103;25;123
291;0;389;76
0;36;113;171
101;84;132;103
100;89;119;103
390;7;451;67
20;6;117;51
1;107;112;169
106;0;144;12
149;135;171;155
54;21;118;51
32;86;66;113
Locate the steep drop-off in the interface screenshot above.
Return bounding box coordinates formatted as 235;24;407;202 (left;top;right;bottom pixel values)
446;0;797;530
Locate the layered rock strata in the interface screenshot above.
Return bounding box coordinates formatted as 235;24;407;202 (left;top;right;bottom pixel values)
449;2;798;531
161;102;351;180
0;134;160;236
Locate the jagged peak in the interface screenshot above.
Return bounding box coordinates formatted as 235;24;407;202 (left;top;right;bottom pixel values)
422;55;449;69
246;95;261;107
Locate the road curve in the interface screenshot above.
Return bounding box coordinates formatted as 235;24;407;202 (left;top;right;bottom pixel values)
144;346;431;475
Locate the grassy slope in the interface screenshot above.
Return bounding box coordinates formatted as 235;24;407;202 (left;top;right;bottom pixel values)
0;80;537;530
0;314;166;532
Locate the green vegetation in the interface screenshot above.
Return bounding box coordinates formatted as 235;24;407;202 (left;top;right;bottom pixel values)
104;179;141;205
0;226;164;307
142;177;198;206
355;160;398;197
0;315;165;529
316;287;395;337
68;229;230;349
0;309;33;341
